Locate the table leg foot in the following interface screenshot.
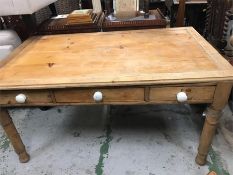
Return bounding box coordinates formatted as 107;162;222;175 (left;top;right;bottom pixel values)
195;152;207;166
0;108;30;163
19;151;30;163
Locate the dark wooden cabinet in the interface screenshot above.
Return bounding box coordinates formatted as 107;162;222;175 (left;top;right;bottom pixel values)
205;0;233;52
165;0;207;34
204;0;233;109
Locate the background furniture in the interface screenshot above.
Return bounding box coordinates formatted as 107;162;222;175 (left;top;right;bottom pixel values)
203;0;233;153
38;0;167;34
0;30;21;61
92;0;102;13
176;0;185;27
0;0;57;16
165;0;207;34
113;0;139;19
102;9;166;32
0;0;81;40
38;12;103;35
204;0;233;56
0;0;59;40
224;8;233;60
145;0;167;15
0;16;30;40
0;0;59;62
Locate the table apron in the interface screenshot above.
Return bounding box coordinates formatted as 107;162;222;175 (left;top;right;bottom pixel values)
0;85;216;107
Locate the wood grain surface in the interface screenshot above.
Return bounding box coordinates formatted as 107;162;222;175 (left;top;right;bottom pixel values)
0;27;232;90
149;86;215;103
54;87;144;103
0;90;53;105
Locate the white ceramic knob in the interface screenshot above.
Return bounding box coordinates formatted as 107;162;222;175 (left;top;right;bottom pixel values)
15;94;27;104
93;91;103;102
177;92;188;103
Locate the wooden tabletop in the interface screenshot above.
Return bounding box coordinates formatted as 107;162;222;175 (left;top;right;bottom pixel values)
0;27;233;90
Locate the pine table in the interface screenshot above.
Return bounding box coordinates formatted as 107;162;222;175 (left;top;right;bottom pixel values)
0;27;232;165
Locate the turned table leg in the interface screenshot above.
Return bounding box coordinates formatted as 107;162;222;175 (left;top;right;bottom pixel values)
0;108;30;163
195;82;232;165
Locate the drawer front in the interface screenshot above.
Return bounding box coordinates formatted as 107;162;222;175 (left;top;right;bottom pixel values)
149;86;215;103
54;88;145;103
0;90;53;105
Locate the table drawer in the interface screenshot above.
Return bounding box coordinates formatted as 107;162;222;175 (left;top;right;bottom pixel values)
149;86;216;103
0;90;53;105
54;88;145;103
